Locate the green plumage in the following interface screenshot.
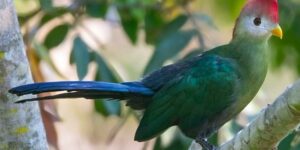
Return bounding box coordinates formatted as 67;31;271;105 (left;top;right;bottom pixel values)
9;32;270;142
135;38;268;141
9;0;279;145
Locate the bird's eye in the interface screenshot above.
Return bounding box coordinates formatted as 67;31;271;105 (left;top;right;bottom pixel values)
253;17;261;26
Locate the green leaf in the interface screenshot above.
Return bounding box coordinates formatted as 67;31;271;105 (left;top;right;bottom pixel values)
131;8;145;22
160;15;188;38
94;100;121;117
39;0;54;12
40;8;68;25
44;24;69;49
145;9;166;44
192;13;217;29
119;10;139;44
269;1;300;74
270;42;285;69
144;30;196;74
86;1;108;18
93;52;120;82
92;52;122;117
71;37;90;80
144;13;188;45
278;132;295;150
33;41;65;78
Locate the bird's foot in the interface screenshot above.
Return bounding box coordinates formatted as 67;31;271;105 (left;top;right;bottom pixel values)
195;137;218;150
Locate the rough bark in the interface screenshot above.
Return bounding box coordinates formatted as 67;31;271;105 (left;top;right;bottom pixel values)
0;0;48;149
189;80;300;150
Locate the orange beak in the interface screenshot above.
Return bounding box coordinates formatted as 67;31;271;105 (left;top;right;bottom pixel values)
272;25;283;39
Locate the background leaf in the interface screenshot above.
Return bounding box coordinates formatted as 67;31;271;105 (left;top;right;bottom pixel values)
44;24;69;49
39;0;54;12
192;13;217;29
119;9;139;44
92;52;122;117
86;1;108;18
160;14;188;38
144;30;196;74
93;52;120;82
71;37;90;80
94;100;121;117
144;9;166;44
278;132;295;150
40;8;68;25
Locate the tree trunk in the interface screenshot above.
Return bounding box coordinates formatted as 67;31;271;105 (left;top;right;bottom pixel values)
0;0;48;149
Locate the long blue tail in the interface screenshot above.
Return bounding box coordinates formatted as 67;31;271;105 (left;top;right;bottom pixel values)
9;81;154;103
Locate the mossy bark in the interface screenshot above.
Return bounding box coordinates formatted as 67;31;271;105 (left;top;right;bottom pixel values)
0;0;47;149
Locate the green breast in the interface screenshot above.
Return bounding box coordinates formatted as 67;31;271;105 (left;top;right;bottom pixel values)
219;39;268;114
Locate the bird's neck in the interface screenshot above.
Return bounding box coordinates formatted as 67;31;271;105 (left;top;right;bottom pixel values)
229;35;269;77
231;31;270;46
231;35;269;101
232;34;268;60
223;35;269;112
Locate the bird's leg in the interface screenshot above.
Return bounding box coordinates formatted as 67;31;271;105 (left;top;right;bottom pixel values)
195;136;218;150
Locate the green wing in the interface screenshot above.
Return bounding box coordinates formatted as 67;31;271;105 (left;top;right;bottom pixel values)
134;54;240;141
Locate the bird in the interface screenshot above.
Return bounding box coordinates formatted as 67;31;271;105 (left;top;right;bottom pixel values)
9;0;282;149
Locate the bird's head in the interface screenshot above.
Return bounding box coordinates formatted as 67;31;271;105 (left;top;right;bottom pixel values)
233;0;282;41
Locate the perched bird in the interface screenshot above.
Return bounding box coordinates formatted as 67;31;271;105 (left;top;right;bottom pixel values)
9;0;282;149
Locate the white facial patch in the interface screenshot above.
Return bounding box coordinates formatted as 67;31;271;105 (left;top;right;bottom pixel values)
239;16;276;38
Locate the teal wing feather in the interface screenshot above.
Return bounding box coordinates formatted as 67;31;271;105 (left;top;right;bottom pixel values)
134;54;241;141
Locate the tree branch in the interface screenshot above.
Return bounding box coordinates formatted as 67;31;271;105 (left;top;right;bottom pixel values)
189;80;300;150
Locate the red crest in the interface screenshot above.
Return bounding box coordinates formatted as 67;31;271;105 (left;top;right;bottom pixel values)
243;0;279;23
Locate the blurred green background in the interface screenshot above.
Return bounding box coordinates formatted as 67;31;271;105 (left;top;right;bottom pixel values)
13;0;300;149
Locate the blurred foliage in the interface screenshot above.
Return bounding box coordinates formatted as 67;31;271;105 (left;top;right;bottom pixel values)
70;37;90;80
270;1;300;74
154;132;192;150
44;24;70;49
14;0;300;149
278;131;300;150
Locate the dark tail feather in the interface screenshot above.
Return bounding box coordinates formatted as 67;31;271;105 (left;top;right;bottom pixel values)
9;81;154;103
